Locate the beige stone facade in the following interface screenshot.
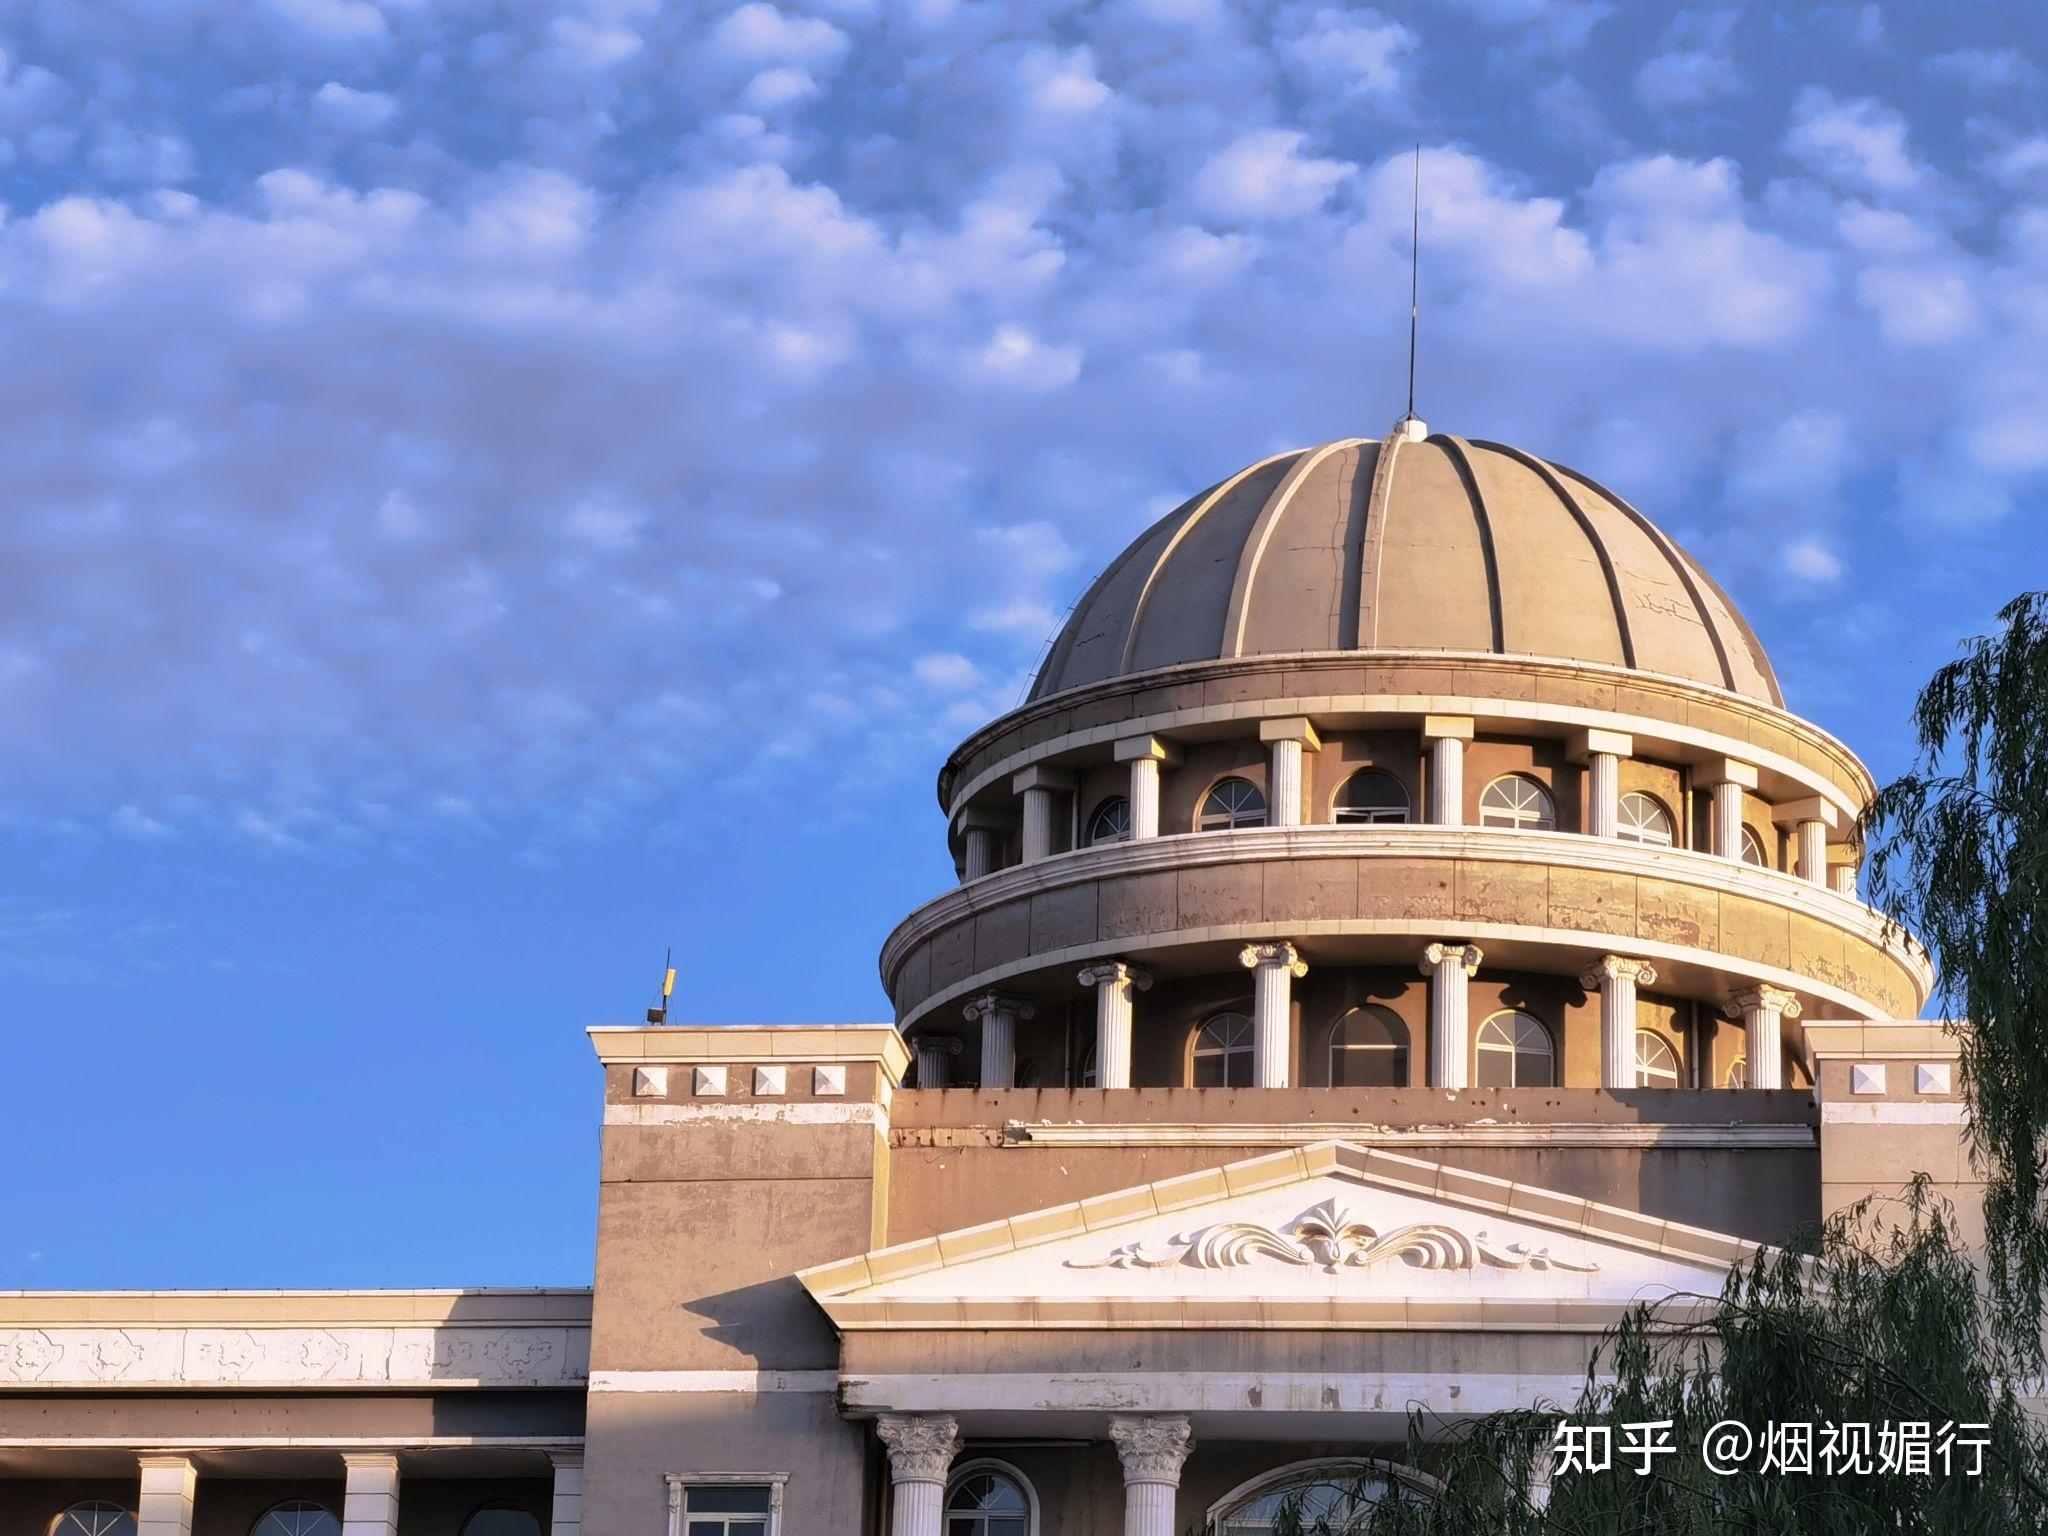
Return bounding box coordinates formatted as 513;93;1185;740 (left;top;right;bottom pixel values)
1;424;1984;1534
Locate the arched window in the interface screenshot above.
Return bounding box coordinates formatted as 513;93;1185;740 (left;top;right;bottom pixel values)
1198;777;1267;830
1077;1042;1097;1088
1086;796;1131;845
1015;1059;1041;1089
1479;774;1555;831
1726;1056;1748;1089
1334;770;1410;824
252;1506;339;1536
944;1461;1036;1536
460;1512;541;1536
1617;792;1674;846
1192;1012;1255;1087
1634;1030;1680;1088
1740;826;1768;867
1210;1460;1422;1533
1328;1006;1408;1087
1475;1010;1555;1087
52;1506;135;1536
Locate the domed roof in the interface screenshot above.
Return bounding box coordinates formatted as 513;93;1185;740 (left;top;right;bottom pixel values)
1031;425;1782;706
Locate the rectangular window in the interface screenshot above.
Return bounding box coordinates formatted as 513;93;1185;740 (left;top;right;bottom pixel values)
666;1477;785;1536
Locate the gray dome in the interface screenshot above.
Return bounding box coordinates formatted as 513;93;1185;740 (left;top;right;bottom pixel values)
1031;429;1781;707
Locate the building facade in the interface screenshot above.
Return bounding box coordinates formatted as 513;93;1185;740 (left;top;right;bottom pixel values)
3;422;1981;1535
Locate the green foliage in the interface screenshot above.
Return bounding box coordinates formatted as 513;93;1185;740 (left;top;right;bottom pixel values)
1238;1184;2048;1535
1862;589;2048;1357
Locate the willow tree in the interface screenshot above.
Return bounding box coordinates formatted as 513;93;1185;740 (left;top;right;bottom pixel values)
1236;591;2048;1535
1862;588;2048;1356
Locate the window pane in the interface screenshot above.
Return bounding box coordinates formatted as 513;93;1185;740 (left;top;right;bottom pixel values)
1515;1048;1555;1087
1332;1046;1406;1087
685;1488;772;1514
1474;1049;1514;1087
461;1513;541;1536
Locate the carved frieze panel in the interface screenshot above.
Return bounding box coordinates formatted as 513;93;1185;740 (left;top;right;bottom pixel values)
0;1325;588;1388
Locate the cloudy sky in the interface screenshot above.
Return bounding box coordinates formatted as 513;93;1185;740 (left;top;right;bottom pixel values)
4;0;2044;1286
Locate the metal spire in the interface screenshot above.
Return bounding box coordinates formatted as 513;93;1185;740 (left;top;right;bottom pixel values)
1394;144;1427;442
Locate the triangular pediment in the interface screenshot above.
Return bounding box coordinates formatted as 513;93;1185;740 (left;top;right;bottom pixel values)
799;1142;1757;1332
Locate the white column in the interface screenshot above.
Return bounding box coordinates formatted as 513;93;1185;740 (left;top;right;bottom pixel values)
911;1035;960;1089
1115;735;1180;840
137;1456;197;1536
1238;942;1307;1087
1110;1415;1194;1536
1773;795;1839;885
961;826;998;881
962;992;1034;1089
1797;820;1828;883
1422;716;1472;826
1580;956;1657;1089
547;1451;583;1536
1569;729;1631;839
1258;717;1321;826
1012;766;1075;862
1420;942;1483;1089
1724;985;1801;1090
1829;861;1858;898
1700;758;1758;860
877;1414;959;1536
1078;961;1151;1089
341;1455;401;1536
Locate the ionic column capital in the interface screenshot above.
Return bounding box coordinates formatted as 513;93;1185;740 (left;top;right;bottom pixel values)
1724;984;1803;1020
962;991;1036;1023
1110;1414;1194;1486
1420;942;1483;977
909;1033;963;1056
1579;955;1657;990
1238;942;1307;978
1078;961;1152;991
877;1413;961;1485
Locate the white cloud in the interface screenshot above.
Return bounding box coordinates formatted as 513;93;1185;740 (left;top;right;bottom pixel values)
262;0;390;46
709;3;849;71
913;652;983;691
1276;8;1416;106
311;81;399;132
1786;88;1926;195
743;67;818;111
1193;129;1351;221
1633;9;1742;111
1783;538;1844;582
966;324;1082;390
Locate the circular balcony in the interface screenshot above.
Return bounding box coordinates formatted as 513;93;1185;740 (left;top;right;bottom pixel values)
880;825;1931;1033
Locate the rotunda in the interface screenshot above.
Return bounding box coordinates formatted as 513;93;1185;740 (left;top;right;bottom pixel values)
882;419;1930;1098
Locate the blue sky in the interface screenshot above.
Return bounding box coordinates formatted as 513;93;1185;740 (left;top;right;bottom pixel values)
3;0;2045;1289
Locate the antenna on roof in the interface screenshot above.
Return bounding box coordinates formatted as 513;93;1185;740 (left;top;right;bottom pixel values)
1396;144;1427;442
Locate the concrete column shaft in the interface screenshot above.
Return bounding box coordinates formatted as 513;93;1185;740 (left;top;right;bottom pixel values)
980;1007;1016;1090
1123;1483;1176;1536
1081;964;1149;1089
1020;787;1056;861
1581;957;1655;1090
1797;819;1828;885
1744;1004;1783;1090
1429;737;1465;826
962;827;998;881
1712;780;1745;861
891;1481;943;1536
1239;944;1304;1088
1129;757;1161;840
1587;752;1619;839
1422;944;1481;1089
341;1455;400;1536
1268;738;1304;828
137;1457;198;1536
1830;862;1858;898
913;1039;950;1090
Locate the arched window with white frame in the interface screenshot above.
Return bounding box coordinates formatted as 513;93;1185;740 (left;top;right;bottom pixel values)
51;1506;135;1536
1726;1056;1748;1089
1333;769;1410;824
1634;1029;1680;1087
1086;796;1131;845
1198;776;1267;830
251;1506;339;1536
1191;1012;1255;1087
1740;825;1768;867
1208;1458;1429;1533
1328;1006;1409;1087
944;1459;1037;1536
1474;1010;1556;1087
1618;792;1675;846
1479;774;1555;831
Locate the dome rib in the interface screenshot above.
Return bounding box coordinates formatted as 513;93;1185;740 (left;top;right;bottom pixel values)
1223;440;1364;659
1479;440;1640;671
1434;435;1507;654
1354;432;1406;650
1118;448;1303;676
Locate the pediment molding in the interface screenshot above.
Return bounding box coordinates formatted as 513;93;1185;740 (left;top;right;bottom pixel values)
799;1141;1756;1333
